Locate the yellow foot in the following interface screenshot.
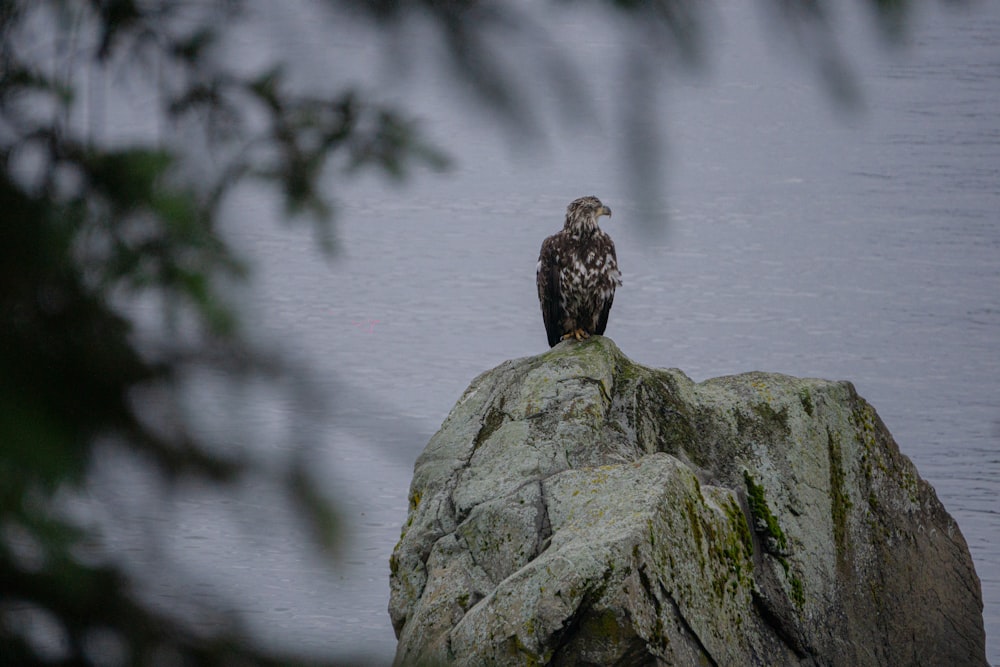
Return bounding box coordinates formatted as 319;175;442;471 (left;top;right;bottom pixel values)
560;328;590;342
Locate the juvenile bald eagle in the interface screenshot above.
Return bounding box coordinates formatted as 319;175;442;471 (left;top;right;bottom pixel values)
536;196;622;347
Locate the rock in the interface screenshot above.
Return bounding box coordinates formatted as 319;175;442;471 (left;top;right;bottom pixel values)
389;337;987;666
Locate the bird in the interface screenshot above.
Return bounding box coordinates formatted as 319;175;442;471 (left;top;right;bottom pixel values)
536;195;622;348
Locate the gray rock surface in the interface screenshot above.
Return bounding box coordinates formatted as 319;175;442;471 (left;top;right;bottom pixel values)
389;337;987;666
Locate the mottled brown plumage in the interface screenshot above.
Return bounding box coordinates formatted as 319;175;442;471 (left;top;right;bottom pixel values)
536;196;622;347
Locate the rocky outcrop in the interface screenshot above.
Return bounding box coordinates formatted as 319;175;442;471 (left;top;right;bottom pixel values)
389;337;986;666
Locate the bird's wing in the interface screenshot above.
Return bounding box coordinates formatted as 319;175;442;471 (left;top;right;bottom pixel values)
596;292;614;336
537;235;564;348
595;235;620;336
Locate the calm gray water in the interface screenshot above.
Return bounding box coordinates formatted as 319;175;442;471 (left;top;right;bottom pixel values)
86;2;999;664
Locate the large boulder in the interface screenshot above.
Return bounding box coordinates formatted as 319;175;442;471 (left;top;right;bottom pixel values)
389;337;986;666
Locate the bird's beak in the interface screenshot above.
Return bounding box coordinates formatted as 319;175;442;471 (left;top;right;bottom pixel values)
601;205;612;218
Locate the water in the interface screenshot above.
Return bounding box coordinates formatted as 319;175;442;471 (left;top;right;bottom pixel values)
89;2;1000;664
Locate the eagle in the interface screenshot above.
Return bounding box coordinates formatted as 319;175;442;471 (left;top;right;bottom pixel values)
536;195;622;347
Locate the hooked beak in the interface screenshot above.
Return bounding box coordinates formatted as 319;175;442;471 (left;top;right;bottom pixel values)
600;205;612;218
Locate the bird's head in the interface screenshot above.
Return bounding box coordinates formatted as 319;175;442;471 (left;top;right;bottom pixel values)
565;195;612;234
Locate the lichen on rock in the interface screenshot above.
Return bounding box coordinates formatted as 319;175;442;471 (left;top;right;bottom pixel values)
389;337;987;666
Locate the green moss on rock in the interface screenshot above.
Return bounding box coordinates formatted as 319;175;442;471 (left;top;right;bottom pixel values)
827;427;853;572
799;388;814;416
790;575;805;608
743;470;787;553
723;497;754;559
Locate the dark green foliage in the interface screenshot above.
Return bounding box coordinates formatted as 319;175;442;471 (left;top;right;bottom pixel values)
0;1;444;663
